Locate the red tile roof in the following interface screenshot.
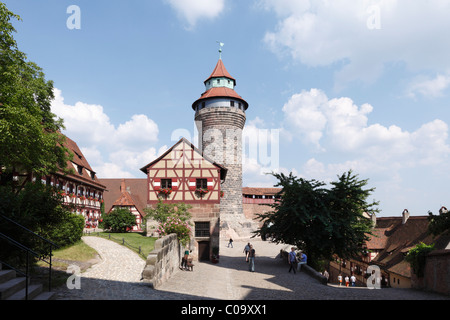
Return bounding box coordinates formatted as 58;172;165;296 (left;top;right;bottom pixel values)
100;178;147;216
200;86;243;100
204;59;236;85
192;87;249;110
192;59;248;110
366;216;450;277
57;134;106;190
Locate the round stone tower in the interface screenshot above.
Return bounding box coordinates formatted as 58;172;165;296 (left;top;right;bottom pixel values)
192;58;255;238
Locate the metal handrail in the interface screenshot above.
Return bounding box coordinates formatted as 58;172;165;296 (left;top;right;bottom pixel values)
0;232;40;300
0;214;58;248
0;214;59;298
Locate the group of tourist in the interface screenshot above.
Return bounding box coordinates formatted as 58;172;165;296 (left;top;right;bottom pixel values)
180;249;194;271
288;247;308;274
337;274;357;287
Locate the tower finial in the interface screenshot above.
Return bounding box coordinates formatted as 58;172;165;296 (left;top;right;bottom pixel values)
216;41;224;59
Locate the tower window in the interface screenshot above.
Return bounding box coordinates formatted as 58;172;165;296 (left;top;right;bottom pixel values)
230;101;235;107
202;102;205;109
217;79;220;84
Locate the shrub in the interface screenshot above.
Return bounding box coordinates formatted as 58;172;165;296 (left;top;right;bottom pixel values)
46;213;85;248
0;182;79;264
102;208;137;233
156;216;192;246
405;242;435;277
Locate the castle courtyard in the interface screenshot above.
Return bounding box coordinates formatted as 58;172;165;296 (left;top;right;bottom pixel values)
55;236;448;301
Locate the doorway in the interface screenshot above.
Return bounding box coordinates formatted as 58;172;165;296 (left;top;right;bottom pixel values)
198;241;210;261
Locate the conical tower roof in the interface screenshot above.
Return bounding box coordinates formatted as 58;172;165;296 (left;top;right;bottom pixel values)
204;59;236;85
193;59;248;110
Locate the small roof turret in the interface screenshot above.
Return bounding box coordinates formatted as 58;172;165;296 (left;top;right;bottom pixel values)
204;59;236;86
193;59;248;111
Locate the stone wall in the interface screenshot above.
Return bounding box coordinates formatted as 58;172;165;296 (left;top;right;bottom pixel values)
279;246;328;285
411;249;450;296
142;233;180;289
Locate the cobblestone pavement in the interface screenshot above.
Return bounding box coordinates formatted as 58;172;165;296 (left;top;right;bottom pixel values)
55;237;449;300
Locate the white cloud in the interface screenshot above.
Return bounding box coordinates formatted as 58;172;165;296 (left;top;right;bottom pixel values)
282;88;450;172
261;0;450;89
242;117;282;187
281;88;328;149
51;88;162;178
406;73;450;99
165;0;225;29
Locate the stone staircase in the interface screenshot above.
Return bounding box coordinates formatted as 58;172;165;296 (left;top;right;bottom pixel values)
0;263;56;300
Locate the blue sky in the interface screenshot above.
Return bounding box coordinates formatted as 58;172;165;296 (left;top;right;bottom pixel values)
4;0;450;217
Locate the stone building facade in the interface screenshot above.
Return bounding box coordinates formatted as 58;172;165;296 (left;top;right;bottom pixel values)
193;58;258;238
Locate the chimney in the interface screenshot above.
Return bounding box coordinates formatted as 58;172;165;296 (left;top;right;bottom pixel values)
371;213;377;228
120;179;126;192
402;209;409;224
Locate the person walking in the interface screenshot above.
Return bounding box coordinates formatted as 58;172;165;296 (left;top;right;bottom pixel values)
243;243;250;262
323;269;329;282
288;247;297;274
248;245;255;272
350;274;356;287
338;274;343;286
227;238;233;248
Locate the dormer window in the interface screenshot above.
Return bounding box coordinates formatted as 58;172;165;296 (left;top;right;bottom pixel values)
78;166;83;175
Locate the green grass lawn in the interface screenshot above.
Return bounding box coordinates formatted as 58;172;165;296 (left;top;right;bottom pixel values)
53;240;98;262
35;232;157;290
87;232;157;260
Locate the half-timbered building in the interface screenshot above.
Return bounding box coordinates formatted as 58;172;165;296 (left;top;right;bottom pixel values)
140;137;227;261
106;179;145;232
43;135;106;228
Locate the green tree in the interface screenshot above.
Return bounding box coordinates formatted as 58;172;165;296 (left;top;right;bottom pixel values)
427;209;450;236
0;3;70;187
103;208;137;233
326;171;378;260
0;182;82;263
255;170;377;269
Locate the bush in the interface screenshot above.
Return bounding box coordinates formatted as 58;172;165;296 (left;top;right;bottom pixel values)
0;182;80;264
145;199;191;223
156;216;192;246
46;213;85;248
102;208;137;233
405;242;435;277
